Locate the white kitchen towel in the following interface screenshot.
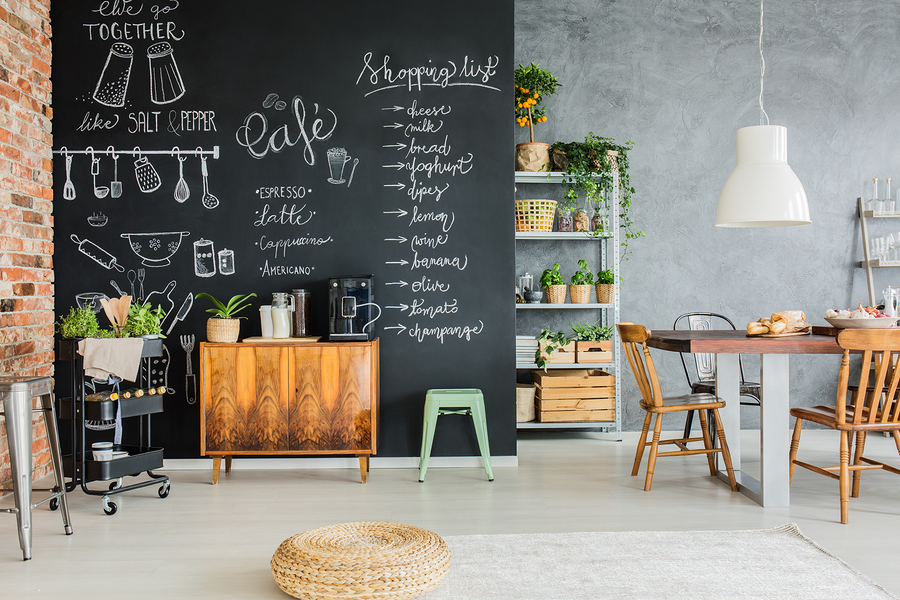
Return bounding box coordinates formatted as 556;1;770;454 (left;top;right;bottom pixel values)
78;338;145;382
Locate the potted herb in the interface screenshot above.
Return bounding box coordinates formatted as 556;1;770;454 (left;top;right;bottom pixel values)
569;259;594;304
56;305;113;339
195;292;257;343
535;328;575;371
540;263;567;304
595;268;615;304
514;62;561;172
125;301;167;338
571;321;614;363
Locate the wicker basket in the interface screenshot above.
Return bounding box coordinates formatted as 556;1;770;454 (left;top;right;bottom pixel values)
595;283;614;304
207;318;240;343
515;199;557;232
271;521;451;600
544;284;567;304
569;284;592;304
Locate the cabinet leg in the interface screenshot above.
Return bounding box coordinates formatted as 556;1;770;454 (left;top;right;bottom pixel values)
212;457;221;485
358;455;368;484
225;455;233;474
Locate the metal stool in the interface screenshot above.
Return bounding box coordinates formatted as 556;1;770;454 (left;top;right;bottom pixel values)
0;376;72;560
418;388;493;482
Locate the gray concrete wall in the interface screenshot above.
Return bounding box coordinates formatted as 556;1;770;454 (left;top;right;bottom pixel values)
515;0;899;431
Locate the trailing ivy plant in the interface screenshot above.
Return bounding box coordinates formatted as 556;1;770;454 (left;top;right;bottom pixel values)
514;62;561;143
551;132;644;259
535;327;572;371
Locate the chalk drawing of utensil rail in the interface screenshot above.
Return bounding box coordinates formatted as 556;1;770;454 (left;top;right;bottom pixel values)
70;234;125;272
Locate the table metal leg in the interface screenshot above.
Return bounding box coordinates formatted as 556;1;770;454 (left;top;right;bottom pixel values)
760;353;790;507
715;354;741;474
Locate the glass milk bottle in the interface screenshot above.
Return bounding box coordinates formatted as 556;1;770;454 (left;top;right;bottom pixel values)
271;292;294;339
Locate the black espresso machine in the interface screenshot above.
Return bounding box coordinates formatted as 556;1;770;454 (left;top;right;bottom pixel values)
328;275;382;341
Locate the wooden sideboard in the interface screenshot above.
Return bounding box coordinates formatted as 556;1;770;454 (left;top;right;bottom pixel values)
199;338;379;483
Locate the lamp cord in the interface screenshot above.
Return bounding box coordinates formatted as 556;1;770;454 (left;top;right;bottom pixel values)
758;0;769;126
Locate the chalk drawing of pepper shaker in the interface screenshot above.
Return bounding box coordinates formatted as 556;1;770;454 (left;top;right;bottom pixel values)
148;42;185;104
133;146;161;193
93;42;134;108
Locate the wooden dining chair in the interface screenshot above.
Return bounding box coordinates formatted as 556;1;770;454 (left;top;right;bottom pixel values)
617;322;738;492
789;328;900;524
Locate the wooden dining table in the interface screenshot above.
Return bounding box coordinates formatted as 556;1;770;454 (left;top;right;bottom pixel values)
646;329;842;508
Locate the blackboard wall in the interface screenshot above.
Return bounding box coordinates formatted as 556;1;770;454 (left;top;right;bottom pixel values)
52;0;515;458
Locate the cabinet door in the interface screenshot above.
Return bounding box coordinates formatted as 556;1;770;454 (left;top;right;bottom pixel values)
288;345;374;452
202;346;290;452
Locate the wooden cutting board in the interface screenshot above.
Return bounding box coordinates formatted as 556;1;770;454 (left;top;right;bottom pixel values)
241;336;322;343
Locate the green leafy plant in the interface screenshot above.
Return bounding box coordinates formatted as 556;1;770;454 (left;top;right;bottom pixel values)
514;62;561;143
539;263;564;288
596;269;615;285
56;305;111;338
570;259;594;285
195;292;257;320
125;301;166;338
571;321;614;342
535;327;572;371
551;132;643;257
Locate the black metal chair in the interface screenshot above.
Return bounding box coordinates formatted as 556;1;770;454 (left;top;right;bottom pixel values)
673;312;761;440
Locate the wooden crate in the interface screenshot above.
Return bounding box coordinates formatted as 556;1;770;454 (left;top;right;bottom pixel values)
532;369;615;389
575;341;613;363
533;369;615;423
538;409;615;423
538;340;576;364
536;397;614;411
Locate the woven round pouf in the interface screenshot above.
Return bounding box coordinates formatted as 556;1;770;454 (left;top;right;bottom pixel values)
271;521;451;600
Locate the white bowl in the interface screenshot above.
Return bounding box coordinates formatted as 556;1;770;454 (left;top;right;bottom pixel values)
824;316;900;329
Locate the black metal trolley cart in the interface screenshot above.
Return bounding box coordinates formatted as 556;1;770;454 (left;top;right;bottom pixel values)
57;338;170;515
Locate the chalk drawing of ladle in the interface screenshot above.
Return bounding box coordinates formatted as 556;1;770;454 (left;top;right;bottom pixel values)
62;147;76;200
199;149;219;209
88;147;109;199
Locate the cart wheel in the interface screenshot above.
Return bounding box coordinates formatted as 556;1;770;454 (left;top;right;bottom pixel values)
102;495;117;516
49;497;59;511
158;481;170;498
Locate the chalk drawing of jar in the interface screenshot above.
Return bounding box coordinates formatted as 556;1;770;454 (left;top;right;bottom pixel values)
148;42;185;105
93;43;134;108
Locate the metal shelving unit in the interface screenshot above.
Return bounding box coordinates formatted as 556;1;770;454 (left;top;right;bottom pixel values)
515;171;621;439
858;196;900;306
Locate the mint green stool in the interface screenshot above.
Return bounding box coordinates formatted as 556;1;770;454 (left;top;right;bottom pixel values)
418;388;493;482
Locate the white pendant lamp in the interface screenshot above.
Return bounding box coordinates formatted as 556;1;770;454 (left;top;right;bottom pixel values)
715;0;810;228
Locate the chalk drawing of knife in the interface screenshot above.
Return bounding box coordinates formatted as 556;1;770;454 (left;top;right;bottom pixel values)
166;292;193;335
71;234;125;272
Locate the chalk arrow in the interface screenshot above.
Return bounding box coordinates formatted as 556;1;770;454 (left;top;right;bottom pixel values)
383;208;408;217
384;236;408;243
384;323;407;335
385;259;409;266
383;122;404;129
381;105;404;112
382;142;407;150
385;304;409;311
383;182;406;190
382;163;405;170
385;280;409;287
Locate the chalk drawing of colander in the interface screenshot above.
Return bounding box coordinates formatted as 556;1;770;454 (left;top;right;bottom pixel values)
121;231;190;268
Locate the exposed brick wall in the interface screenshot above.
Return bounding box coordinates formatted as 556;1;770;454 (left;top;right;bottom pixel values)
0;0;54;491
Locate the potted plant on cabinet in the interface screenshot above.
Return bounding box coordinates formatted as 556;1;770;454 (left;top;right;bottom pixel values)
571;321;614;363
514;62;561;172
595;268;615;304
569;259;594;304
195;292;257;343
540;263;567;304
535;328;575;371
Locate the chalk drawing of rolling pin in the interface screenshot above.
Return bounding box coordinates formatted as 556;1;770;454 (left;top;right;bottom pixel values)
70;234;125;272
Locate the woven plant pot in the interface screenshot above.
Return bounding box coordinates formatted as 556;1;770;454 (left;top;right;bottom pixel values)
595;284;614;304
515;142;551;172
569;284;592;304
544;284;567;304
207;318;240;343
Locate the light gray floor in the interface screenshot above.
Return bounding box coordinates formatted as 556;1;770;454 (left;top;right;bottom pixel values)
1;429;899;599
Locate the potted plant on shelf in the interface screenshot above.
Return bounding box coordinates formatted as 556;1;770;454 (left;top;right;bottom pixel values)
540;263;567;304
569;259;594;304
571;321;614;363
595;268;615;304
125;301;167;338
514;62;561;172
535;328;575;371
195;292;257;343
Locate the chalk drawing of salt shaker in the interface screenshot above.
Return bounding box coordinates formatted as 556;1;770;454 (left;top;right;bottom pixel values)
193;238;216;277
148;42;185;104
93;43;134;107
217;248;235;275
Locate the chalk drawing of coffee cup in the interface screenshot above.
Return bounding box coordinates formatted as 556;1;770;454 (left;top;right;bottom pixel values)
148;42;185;104
93;43;134;107
326;147;352;184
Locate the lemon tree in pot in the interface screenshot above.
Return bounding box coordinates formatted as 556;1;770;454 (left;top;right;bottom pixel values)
514;62;561;172
195;292;257;343
540;263;567;304
569;259;594;304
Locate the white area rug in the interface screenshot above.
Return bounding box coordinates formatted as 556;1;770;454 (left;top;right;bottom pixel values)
422;525;896;599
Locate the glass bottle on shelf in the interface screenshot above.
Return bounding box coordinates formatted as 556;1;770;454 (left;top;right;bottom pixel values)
868;178;879;213
886;178;894;215
558;206;574;232
591;201;604;232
